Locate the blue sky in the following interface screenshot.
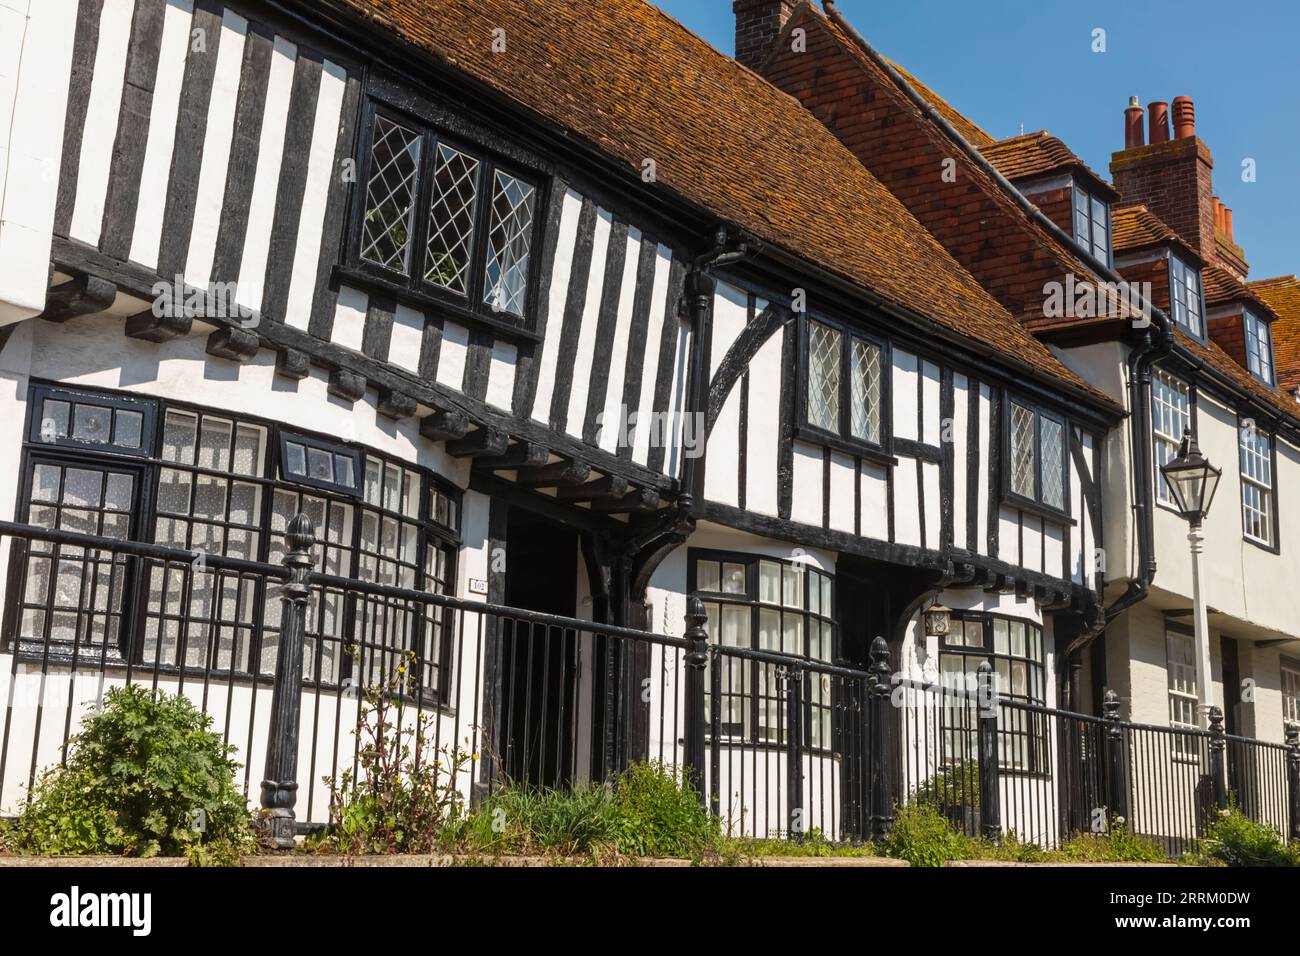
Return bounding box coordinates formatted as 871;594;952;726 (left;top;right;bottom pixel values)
649;0;1300;280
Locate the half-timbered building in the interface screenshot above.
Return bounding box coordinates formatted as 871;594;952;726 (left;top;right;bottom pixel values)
744;0;1300;843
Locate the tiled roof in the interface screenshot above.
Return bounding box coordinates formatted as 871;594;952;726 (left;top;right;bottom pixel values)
1202;265;1272;314
979;131;1114;194
333;0;1114;408
1176;325;1299;418
1250;276;1300;392
1112;204;1201;261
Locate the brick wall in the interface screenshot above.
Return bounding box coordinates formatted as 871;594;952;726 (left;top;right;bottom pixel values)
761;14;1076;322
733;0;795;72
1208;310;1247;367
1023;185;1074;238
1111;138;1218;267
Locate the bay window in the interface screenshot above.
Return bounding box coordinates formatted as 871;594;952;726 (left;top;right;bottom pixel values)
4;385;461;701
938;613;1047;772
691;551;835;749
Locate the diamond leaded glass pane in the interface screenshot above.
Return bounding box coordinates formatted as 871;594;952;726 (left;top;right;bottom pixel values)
425;143;480;294
362;117;422;273
483;170;535;316
1039;416;1064;509
1010;403;1036;499
850;337;881;443
807;321;840;433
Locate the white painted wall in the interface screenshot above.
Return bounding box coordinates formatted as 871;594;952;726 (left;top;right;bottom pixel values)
0;0;78;326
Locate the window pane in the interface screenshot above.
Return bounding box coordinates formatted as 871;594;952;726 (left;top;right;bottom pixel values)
113;409;144;448
1010;402;1036;498
807;321;840;433
482;170;535;316
696;560;720;593
850;337;881;443
72;404;112;443
284;441;306;477
782;565;803;609
720;605;749;648
362;116;421;273
721;562;746;594
993;617;1009;655
758;561;781;604
425;142;480;293
1039;415;1064;509
38;399;70;442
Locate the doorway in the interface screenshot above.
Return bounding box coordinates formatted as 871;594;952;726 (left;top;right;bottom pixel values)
496;506;581;788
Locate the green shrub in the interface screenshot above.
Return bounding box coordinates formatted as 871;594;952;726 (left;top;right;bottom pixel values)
6;685;252;859
1199;808;1299;867
881;802;973;866
315;673;474;855
607;762;720;858
448;762;719;860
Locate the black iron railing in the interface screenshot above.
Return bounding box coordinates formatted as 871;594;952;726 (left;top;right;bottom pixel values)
0;517;1297;853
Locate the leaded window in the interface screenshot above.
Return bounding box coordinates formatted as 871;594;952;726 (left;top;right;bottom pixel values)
803;318;884;449
1007;399;1067;512
357;109;540;323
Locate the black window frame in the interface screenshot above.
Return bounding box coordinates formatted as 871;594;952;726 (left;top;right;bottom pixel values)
795;311;893;462
937;610;1049;776
279;431;364;497
1168;253;1207;341
1001;396;1071;520
27;384;158;458
3;382;464;707
347;99;546;332
688;548;837;753
1243;309;1275;387
1071;180;1111;267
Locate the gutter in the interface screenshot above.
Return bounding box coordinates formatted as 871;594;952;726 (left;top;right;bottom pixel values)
822;1;1172;650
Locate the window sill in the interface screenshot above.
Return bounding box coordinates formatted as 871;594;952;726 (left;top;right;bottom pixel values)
792;425;896;468
1242;534;1280;555
1001;495;1076;526
332;266;543;345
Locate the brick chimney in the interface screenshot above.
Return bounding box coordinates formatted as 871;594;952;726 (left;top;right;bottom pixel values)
733;0;796;72
1111;96;1218;266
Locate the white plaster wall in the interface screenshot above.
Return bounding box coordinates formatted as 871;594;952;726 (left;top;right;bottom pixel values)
0;0;78;326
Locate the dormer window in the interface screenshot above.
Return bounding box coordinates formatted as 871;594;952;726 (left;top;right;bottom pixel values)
1244;310;1274;386
1169;254;1205;338
1072;184;1110;265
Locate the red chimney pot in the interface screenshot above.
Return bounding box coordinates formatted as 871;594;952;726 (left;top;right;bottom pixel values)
1172;96;1195;139
1224;207;1234;239
1124;96;1145;148
1148;101;1170;143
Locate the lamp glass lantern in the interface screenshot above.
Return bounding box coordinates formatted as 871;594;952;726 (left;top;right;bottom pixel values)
923;600;952;638
1160;429;1221;525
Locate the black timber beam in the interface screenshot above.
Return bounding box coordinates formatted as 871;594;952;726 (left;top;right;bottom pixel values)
515;459;591;489
557;475;629;503
588;487;661;514
446;427;509;458
39;274;116;323
472;442;550;471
